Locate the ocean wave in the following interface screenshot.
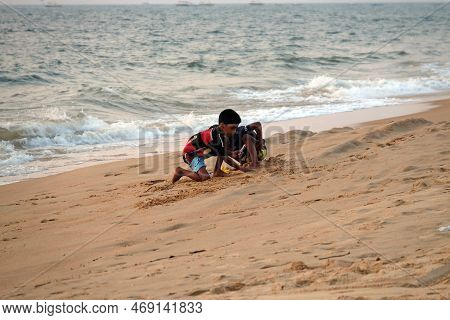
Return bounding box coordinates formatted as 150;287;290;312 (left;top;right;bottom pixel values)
0;140;15;154
0;108;197;152
1;117;135;149
422;62;450;78
231;72;450;104
0;109;206;178
0;141;34;171
242;98;399;124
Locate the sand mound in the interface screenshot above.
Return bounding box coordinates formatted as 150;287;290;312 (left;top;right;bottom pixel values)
321;139;365;157
362;118;431;141
320;118;432;158
318;127;354;135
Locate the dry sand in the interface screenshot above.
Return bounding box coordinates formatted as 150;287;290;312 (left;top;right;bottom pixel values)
0;98;449;300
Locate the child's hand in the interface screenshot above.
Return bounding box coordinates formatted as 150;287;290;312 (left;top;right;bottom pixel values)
213;170;229;177
239;166;254;173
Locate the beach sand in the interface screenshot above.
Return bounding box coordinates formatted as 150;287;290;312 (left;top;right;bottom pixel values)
1;97;449;300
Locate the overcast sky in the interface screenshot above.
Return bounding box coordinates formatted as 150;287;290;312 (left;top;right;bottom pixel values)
7;1;441;5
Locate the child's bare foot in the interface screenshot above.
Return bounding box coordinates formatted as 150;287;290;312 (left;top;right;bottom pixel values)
172;167;184;184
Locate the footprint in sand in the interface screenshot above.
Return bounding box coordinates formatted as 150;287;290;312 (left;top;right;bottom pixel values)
289;261;309;271
338;295;366;300
392;199;406;207
188;289;209;296
160;223;187;233
295;279;312;288
34;281;51;288
2;220;22;227
108;262;127;268
210;282;245;294
116;240;136;248
2;237;18;241
104;172;123;177
115;252;133;257
185;273;201;280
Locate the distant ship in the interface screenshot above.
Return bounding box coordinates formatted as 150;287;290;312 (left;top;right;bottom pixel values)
198;1;214;5
176;1;192;6
42;1;62;7
249;1;263;5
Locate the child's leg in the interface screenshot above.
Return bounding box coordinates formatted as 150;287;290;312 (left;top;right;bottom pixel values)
172;156;210;183
243;134;259;168
172;166;210;183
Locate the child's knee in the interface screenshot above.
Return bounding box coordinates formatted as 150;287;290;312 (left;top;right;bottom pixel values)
197;170;210;181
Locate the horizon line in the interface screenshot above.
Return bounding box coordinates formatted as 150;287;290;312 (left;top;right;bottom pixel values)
9;1;447;5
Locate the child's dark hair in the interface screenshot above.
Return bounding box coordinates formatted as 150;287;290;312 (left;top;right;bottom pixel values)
218;109;241;125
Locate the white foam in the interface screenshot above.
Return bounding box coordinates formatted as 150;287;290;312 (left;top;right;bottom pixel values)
31;106;70;121
239;98;398;124
0;141;34;175
438;226;450;232
231;71;450;106
0;140;15;154
12;115;163;149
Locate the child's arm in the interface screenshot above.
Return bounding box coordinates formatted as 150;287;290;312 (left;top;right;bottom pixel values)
247;122;263;149
213;156;251;177
224;156;252;172
213;156;226;177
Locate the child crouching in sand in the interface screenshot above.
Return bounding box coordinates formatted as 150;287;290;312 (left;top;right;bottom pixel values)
229;122;267;169
172;109;250;183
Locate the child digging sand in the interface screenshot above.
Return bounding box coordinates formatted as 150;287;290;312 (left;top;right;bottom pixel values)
172;109;251;183
229;121;267;169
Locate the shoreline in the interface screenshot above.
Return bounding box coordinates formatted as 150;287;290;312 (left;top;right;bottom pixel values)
267;89;450;133
2;89;450;187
